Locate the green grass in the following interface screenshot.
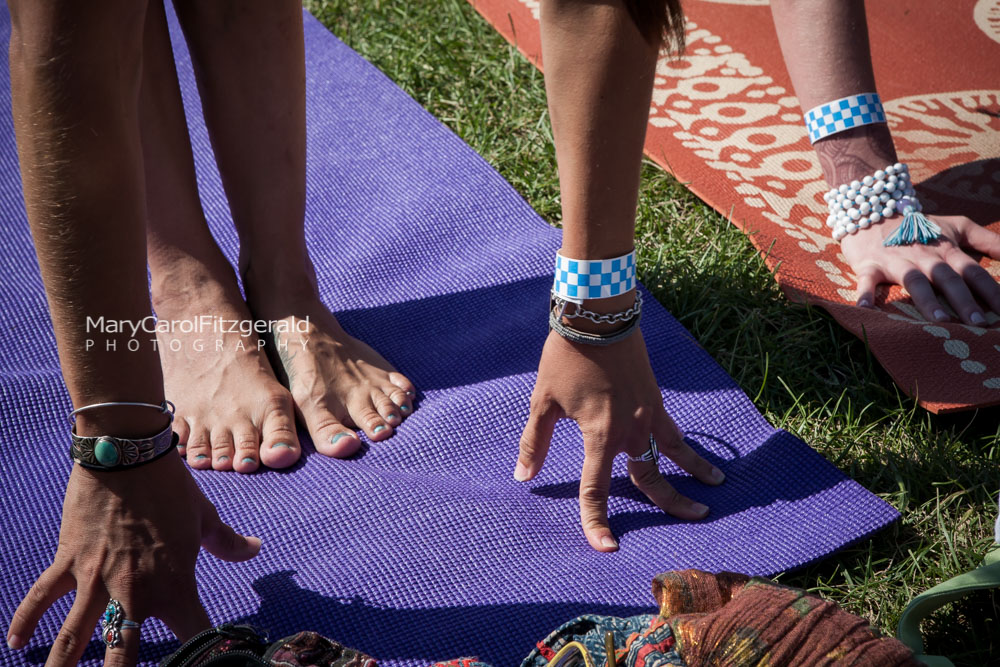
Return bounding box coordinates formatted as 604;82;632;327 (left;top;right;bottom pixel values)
306;1;999;662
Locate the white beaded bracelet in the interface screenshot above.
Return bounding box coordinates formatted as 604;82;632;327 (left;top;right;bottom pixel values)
823;163;941;246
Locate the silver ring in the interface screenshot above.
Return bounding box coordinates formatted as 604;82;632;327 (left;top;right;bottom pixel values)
101;599;140;647
627;434;659;462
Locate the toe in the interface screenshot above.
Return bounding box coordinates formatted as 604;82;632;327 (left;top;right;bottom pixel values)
210;428;237;472
173;418;191;457
385;387;414;418
259;393;300;469
388;372;416;398
225;424;260;472
348;393;392;441
297;397;361;458
186;427;212;469
372;390;401;426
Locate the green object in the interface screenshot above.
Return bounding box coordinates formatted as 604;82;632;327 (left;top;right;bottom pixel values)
896;545;1000;666
94;438;120;467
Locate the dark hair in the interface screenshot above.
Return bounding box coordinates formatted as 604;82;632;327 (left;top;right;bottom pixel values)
624;0;686;52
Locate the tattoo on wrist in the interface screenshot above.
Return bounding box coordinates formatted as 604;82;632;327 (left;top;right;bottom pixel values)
814;124;897;186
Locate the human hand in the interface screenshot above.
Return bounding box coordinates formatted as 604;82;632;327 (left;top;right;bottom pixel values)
516;328;726;552
6;451;261;666
844;214;1000;325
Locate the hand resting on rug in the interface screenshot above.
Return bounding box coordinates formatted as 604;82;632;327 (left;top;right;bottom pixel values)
515;0;725;551
771;0;1000;326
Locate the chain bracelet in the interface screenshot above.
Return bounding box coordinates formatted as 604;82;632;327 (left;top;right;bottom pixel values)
552;292;642;324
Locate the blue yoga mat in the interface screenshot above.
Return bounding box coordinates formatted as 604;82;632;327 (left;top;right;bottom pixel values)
0;8;899;666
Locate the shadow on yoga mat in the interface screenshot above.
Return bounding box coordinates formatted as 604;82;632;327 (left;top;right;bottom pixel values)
0;8;899;667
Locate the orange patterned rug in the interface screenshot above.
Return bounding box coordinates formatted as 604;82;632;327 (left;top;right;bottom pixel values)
468;0;1000;413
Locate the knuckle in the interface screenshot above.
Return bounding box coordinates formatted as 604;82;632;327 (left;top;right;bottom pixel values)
210;434;234;451
51;626;84;661
262;391;294;417
234;433;259;451
630;464;661;489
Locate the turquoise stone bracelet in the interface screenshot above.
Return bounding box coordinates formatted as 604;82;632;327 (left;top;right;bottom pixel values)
70;423;177;471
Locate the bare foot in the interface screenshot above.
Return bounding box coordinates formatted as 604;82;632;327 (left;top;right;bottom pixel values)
152;266;302;473
244;270;416;458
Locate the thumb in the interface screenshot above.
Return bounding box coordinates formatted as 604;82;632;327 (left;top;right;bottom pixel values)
201;502;262;562
515;395;560;482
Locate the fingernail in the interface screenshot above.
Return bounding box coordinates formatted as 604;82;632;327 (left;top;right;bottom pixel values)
272;442;292;450
242;457;256;465
7;635;22;650
513;461;530;482
373;425;386;434
711;467;725;483
858;299;871;308
934;309;948;322
971;312;986;325
195;454;208;460
692;502;709;516
331;432;351;444
601;536;618;549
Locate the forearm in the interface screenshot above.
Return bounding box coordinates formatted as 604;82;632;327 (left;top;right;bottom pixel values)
769;0;896;186
539;0;658;261
8;5;166;437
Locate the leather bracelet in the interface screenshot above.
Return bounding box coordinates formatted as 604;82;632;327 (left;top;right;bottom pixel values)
70;422;178;471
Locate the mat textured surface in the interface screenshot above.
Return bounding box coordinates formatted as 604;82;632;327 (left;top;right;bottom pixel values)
0;8;898;667
468;0;1000;413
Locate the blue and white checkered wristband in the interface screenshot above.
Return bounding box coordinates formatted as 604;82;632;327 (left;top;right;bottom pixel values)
552;251;636;303
804;93;886;144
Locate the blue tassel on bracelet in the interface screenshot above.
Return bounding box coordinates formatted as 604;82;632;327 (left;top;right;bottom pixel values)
883;203;942;247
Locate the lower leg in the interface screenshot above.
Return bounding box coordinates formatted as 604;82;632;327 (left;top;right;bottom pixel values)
140;0;300;471
172;0;416;451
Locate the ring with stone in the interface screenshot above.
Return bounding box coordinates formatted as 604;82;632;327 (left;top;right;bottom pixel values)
100;599;140;647
627;434;659;463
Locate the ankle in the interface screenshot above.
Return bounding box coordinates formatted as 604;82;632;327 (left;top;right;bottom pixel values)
151;260;239;314
240;255;319;304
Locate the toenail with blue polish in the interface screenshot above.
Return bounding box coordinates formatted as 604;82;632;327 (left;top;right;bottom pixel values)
400;405;410;413
195;454;208;460
387;413;398;421
331;432;352;444
242;457;256;464
272;442;292;450
373;425;386;434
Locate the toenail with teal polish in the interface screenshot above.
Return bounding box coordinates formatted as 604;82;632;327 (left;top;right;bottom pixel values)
242;457;256;464
400;405;410;413
373;425;386;434
195;454;208;460
387;413;398;421
331;433;352;444
272;442;292;450
218;456;230;462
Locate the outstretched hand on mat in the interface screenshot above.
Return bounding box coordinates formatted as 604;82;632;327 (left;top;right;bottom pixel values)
843;214;1000;325
515;329;726;552
5;453;260;666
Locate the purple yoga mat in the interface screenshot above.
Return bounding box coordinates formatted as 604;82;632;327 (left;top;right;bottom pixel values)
0;8;899;666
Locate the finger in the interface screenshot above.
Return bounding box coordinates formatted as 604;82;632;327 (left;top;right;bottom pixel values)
7;567;74;650
949;254;1000;318
927;262;985;325
201;504;262;563
101;596;144;667
651;413;725;486
961;223;1000;260
514;396;560;482
159;589;211;643
854;264;886;308
628;458;709;520
578;437;617;552
43;582;106;667
899;267;950;322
